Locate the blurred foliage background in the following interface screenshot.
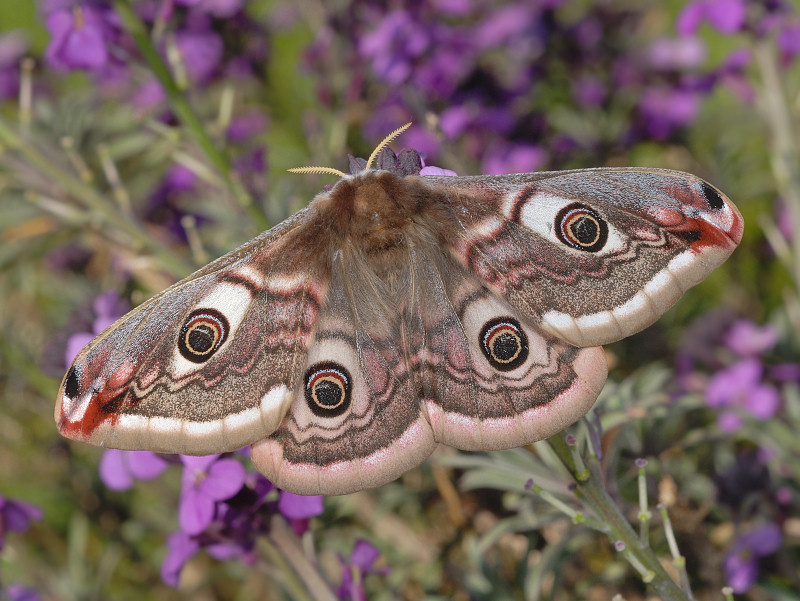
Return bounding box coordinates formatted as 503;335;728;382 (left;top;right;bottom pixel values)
1;0;800;599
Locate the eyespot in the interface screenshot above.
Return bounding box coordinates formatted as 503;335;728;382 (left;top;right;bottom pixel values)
304;362;352;417
554;203;608;252
178;308;230;363
479;317;529;372
701;182;725;210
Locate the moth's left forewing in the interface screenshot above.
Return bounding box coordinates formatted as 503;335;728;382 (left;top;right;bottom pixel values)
424;168;743;347
56;208;327;454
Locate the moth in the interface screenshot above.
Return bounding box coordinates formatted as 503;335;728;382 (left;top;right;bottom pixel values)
57;126;743;496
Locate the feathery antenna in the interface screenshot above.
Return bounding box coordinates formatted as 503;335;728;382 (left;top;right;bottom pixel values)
365;122;412;170
286;166;347;177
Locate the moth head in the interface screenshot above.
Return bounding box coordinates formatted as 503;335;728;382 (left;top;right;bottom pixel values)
287;123;416;179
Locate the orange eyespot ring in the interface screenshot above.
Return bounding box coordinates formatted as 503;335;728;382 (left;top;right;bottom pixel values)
178;308;229;363
555;203;608;252
304;362;352;417
480;317;529;372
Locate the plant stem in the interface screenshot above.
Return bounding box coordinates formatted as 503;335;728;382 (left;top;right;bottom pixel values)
547;431;690;601
268;516;339;601
753;40;800;318
111;0;269;230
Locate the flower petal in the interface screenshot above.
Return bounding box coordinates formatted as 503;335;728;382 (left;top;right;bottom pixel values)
201;459;246;501
350;539;381;570
717;411;743;432
744;384;780;420
278;492;324;520
179;489;215;535
161;532;199;587
180;454;219;472
127;451;170;480
706;358;763;407
99;449;133;491
0;498;43;532
724;550;758;593
741;523;782;556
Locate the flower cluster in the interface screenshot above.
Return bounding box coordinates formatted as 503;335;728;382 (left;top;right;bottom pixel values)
723;522;782;593
40;0;262;97
675;313;797;592
303;1;800;172
676;315;795;431
337;539;389;601
99;448;325;588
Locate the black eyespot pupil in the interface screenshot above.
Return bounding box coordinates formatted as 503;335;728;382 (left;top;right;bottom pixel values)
304;362;352;417
178;308;229;363
571;216;598;245
315;380;342;407
188;325;215;353
701;182;725;210
479;317;529;372
492;333;520;361
555;203;608;252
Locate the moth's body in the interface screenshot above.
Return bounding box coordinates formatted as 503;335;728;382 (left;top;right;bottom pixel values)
57;161;743;495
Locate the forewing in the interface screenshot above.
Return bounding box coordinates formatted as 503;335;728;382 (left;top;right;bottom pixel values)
57;208;328;454
423;168;743;346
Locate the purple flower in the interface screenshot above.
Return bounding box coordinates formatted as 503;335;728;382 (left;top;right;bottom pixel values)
143;164;202;240
179;455;246;535
337;539;388;601
161;466;323;587
572;76;607;107
778;20;800;61
359;10;429;86
705;358;781;430
227;111;268;143
716;48;754;103
647;36;706;70
475;5;534;49
65;291;128;366
161;531;200;587
420;165;457;177
277;491;323;520
131;78;166;110
482;143;547;175
639;87;700;139
173;30;224;85
0;496;43;550
724;320;778;357
5;585;42;601
45;6;112;71
99;450;170;491
0;31;29;100
677;0;747;36
724;523;782;592
179;0;247;18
